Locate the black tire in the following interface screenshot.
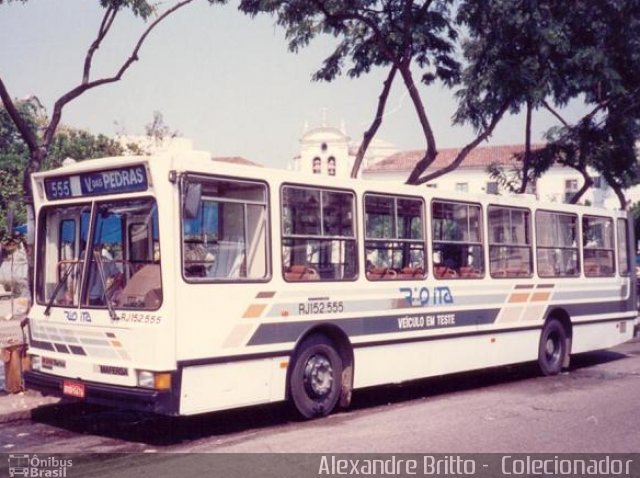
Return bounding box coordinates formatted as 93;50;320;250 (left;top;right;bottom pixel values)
289;335;343;419
538;319;567;376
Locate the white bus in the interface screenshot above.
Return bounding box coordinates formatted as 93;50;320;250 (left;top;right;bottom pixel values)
23;150;637;418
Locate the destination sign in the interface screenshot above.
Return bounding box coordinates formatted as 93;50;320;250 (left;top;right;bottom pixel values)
44;165;148;200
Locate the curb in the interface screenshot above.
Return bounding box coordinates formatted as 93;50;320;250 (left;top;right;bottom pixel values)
0;392;61;424
0;407;32;424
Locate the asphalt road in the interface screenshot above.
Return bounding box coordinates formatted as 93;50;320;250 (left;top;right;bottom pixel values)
2;339;640;456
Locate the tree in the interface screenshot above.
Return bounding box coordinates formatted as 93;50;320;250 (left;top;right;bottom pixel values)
145;110;181;147
457;0;640;208
0;99;125;245
0;0;222;233
240;0;510;183
0;0;222;292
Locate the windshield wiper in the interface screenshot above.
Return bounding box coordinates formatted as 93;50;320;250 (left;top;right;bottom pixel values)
44;262;74;316
93;250;120;321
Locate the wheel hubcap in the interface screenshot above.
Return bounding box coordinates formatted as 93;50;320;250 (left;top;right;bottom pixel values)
303;353;334;399
545;333;560;363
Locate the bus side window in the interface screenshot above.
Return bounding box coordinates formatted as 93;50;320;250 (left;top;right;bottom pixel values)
488;206;533;278
582;215;615;277
535;211;580;277
431;201;484;279
281;186;357;281
364;194;426;281
181;177;269;281
617;218;630;276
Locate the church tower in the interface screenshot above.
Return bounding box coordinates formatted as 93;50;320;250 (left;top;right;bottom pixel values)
294;110;353;177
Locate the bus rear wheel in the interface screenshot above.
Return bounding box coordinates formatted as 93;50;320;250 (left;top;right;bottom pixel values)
289;335;343;419
538;319;567;376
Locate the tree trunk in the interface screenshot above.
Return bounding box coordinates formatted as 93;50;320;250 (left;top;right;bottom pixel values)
612;184;627;210
22;148;45;301
398;64;439;185
350;65;398;178
413;101;510;185
567;165;593;204
601;170;627;209
518;100;532;194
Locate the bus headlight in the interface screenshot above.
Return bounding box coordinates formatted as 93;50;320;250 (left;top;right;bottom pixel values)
30;355;41;371
136;370;172;390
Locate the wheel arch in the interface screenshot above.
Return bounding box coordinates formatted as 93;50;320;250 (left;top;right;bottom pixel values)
288;324;354;408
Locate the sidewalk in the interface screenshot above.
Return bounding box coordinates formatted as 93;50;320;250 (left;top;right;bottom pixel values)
0;297;26;358
0;389;60;423
0;300;61;423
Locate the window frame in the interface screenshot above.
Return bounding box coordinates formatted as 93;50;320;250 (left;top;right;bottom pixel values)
179;173;272;284
431;199;485;280
327;157;336;176
83;197;162;311
280;183;358;282
487;205;533;279
617;218;631;277
363;192;427;281
582;214;616;278
535;209;581;278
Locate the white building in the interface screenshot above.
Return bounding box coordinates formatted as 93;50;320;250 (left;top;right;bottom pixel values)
292;120;637;210
361;146;617;208
290;120;397;177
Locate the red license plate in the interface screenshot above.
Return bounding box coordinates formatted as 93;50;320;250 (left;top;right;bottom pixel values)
62;380;85;398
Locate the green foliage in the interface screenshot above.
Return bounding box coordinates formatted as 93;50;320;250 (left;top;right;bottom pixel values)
240;0;461;86
455;1;565;129
486;163;518;195
240;0;468;182
0;97;40;158
99;0;154;19
145;110;180;145
46;127;123;170
457;0;640;207
0;101;124;245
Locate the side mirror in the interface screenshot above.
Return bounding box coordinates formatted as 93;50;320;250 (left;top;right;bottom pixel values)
183;182;202;219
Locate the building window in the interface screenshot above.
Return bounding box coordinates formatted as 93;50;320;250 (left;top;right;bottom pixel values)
565;179;578;190
455;182;469;192
281;185;357;281
593;176;603;189
525;180;537;195
312;157;321;174
486;182;499;195
582;215;615;276
488;206;532;277
432;201;484;278
328;157;336;176
364;194;426;280
426;184;438;189
535;211;579;277
564;179;579;203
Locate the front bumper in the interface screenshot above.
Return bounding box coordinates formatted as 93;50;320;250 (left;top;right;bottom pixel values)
24;370;178;415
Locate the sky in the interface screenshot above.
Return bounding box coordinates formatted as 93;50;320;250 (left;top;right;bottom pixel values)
0;0;590;170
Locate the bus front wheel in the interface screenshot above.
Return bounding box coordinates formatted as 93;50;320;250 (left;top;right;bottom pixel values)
538;319;567;376
289;335;343;419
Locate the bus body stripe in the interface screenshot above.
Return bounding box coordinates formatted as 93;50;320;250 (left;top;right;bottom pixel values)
247;308;501;346
242;304;267;318
508;293;530;303
530;292;551;302
246;299;632;347
177;315;636;368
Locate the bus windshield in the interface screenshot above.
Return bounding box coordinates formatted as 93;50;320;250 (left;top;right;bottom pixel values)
37;198;162;311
